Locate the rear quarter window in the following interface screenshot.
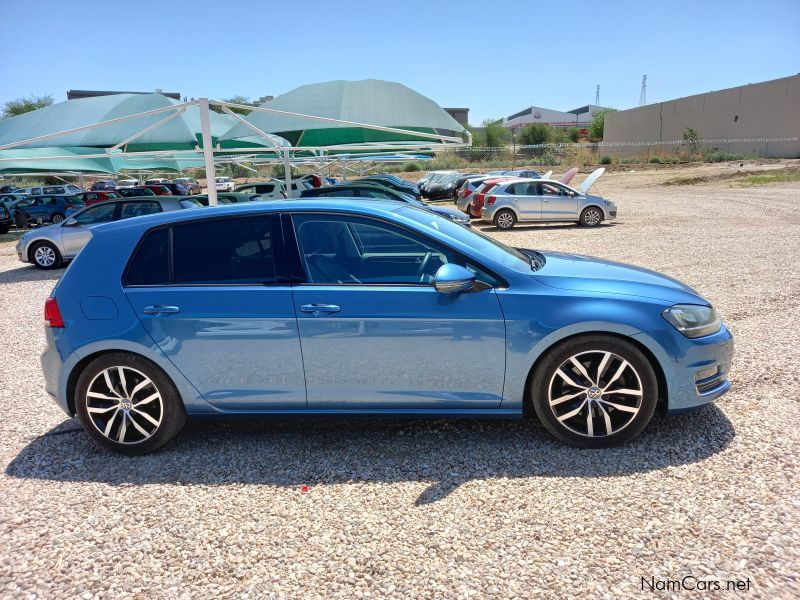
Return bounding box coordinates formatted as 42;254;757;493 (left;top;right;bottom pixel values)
126;228;170;286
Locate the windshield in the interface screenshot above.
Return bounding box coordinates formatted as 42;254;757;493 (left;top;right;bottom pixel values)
399;206;534;273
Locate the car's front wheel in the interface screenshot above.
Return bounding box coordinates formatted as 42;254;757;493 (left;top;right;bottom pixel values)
493;209;516;230
51;213;65;224
579;207;603;227
30;241;63;269
75;353;187;454
530;335;658;448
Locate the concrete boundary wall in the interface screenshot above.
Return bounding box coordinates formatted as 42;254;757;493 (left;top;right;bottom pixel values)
604;75;800;157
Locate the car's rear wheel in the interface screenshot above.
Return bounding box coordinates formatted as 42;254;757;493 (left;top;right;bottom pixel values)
530;335;658;448
51;213;65;224
494;209;516;230
30;241;62;270
75;353;187;455
579;207;603;227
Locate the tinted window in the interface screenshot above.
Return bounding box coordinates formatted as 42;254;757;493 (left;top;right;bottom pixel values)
120;201;162;219
75;202;117;225
127;228;170;286
172;217;275;284
43;186;63;194
254;184;274;193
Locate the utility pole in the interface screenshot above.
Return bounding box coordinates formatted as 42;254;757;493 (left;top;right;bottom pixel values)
595;85;600;105
639;75;647;107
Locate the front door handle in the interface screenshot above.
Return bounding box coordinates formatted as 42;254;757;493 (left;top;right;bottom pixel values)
300;303;341;316
143;305;180;315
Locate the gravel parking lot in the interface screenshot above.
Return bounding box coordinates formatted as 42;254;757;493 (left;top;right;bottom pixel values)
1;165;798;598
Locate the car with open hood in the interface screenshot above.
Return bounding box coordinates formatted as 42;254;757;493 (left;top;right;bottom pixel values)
480;168;616;229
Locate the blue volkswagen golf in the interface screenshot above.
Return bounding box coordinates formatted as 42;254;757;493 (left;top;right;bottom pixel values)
41;200;733;454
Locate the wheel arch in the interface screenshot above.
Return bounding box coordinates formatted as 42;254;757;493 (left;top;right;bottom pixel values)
521;331;668;418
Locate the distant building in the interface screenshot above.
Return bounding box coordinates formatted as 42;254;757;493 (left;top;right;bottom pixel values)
603;74;800;157
66;89;181;101
444;108;469;126
502;104;611;129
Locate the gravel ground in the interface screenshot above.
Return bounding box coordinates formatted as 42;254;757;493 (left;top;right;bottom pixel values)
1;166;799;598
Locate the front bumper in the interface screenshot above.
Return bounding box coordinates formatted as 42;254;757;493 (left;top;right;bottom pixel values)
15;239;29;263
633;324;734;414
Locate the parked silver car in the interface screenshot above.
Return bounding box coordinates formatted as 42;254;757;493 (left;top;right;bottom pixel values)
16;197;197;269
480;168;616;229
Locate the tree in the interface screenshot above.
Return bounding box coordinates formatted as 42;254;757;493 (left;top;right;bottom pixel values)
518;123;551;145
212;95;253;115
2;94;54;119
482;119;510;147
682;127;702;154
588;108;617;141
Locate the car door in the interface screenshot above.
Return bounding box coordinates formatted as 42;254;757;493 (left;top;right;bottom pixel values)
25;196;51;221
288;212;506;410
540;182;578;220
505;182;541;221
124;214;306;411
61;201;118;256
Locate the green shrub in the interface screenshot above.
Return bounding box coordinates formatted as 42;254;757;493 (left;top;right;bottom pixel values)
705;150;745;162
648;156;662;164
568;127;581;143
403;162;423;172
518;124;551;145
599;155;612;165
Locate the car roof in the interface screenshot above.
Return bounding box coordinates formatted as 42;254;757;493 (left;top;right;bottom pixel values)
92;198;406;235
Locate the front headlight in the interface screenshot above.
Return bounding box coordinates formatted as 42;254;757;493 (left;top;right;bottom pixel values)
662;304;721;338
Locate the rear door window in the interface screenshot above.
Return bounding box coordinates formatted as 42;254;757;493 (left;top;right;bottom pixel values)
172;216;276;284
120;201;162;219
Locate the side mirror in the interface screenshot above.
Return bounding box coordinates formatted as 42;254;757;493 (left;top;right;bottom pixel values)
63;218;79;227
434;263;476;294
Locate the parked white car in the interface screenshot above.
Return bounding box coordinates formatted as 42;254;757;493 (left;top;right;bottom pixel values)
15;184;81;196
480;168;617;229
115;179;139;188
215;177;235;192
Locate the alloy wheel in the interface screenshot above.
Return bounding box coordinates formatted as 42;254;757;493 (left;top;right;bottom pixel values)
548;350;643;437
583;209;601;226
85;366;163;445
496;212;514;229
51;214;64;223
33;245;56;267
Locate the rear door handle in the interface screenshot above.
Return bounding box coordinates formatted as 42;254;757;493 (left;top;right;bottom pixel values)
300;303;340;316
143;305;180;315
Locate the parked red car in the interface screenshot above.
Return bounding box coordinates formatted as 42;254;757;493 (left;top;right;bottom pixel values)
469;177;518;218
81;191;121;206
143;185;173;196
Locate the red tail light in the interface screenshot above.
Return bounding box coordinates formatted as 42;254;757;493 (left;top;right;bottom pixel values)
487;195;497;205
44;297;65;328
464;189;472;198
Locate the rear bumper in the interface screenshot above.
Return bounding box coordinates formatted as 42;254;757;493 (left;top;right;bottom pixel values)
41;328;71;415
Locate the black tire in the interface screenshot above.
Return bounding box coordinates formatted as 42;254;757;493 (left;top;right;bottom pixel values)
0;225;9;234
493;209;516;230
51;213;65;224
29;241;63;270
530;335;658;448
75;352;187;455
579;206;603;227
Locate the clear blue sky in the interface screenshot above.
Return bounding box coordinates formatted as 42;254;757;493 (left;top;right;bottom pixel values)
2;0;798;124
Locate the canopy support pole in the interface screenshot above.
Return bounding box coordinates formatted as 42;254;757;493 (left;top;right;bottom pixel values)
283;149;293;198
198;98;218;206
